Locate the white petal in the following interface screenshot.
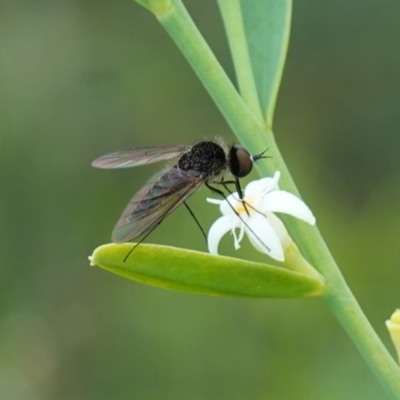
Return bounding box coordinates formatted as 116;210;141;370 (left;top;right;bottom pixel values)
207;198;223;205
260;191;316;225
220;193;241;216
244;213;284;261
244;171;281;198
266;213;291;247
271;171;281;190
207;215;241;255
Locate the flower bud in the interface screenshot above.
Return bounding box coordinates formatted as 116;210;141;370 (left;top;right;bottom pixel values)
386;309;400;362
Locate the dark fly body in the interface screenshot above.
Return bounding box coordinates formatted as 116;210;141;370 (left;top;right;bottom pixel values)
92;140;268;246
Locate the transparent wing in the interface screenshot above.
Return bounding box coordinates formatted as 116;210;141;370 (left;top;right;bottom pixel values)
91;145;191;169
112;168;204;243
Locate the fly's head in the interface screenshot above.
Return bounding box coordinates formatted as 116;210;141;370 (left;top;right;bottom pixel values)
229;145;270;178
228;145;253;178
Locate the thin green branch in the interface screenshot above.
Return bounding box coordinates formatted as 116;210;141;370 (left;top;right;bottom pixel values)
157;0;266;150
217;0;263;121
256;137;400;399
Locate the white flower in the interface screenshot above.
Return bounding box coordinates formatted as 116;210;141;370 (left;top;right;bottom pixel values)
207;172;316;261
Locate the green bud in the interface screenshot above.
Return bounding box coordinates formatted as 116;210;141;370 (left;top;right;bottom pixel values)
386;309;400;362
89;243;325;298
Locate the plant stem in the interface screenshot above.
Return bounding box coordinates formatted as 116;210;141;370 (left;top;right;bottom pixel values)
270;144;400;398
281;241;324;282
315;237;400;397
150;0;400;397
217;0;263;121
157;0;265;149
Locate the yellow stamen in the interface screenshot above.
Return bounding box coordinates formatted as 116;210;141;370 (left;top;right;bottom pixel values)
236;197;253;214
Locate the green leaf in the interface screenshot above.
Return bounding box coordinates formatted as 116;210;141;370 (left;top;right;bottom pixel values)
240;0;292;126
90;243;325;298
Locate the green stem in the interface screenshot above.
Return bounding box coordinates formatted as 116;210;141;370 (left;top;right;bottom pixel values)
321;250;400;397
157;0;268;153
143;0;400;397
217;0;263;121
281;241;323;282
268;143;400;398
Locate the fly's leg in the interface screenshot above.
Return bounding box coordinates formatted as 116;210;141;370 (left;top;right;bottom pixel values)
123;224;160;262
183;201;207;242
124;201;207;262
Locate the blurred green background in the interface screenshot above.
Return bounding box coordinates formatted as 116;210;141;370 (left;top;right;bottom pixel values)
1;1;400;399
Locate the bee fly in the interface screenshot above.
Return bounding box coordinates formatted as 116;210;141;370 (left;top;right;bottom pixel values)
92;140;268;256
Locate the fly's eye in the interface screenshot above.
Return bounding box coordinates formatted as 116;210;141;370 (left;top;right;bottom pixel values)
229;145;253;178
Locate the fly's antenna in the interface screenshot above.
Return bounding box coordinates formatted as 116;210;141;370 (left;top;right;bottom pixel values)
251;148;271;162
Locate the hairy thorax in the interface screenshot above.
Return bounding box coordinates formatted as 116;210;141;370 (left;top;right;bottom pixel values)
177;141;227;177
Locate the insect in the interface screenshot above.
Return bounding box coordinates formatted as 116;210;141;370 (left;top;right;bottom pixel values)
92;140;268;245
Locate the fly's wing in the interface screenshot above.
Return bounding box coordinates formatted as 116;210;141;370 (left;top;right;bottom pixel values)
112;168;204;243
91;145;191;169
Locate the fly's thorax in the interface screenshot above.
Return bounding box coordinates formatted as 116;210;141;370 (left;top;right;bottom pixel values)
177;141;227;177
